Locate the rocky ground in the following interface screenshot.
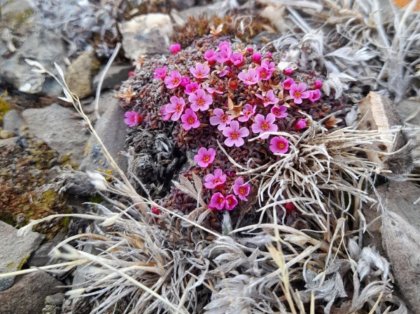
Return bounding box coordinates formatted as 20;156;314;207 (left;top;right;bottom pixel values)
0;0;419;313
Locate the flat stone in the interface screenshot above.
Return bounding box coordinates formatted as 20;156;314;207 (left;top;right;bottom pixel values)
377;181;420;312
81;92;127;172
2;109;24;134
93;65;132;92
65;51;100;99
22;104;89;164
0;272;64;314
0;221;44;291
119;13;173;60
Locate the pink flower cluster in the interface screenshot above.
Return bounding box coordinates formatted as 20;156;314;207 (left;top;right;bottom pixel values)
193;147;251;211
150;41;325;211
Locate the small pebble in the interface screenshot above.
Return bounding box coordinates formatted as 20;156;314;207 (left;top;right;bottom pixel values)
0;129;15;139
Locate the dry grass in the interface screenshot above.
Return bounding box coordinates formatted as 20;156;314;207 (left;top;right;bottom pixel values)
2;1;419;313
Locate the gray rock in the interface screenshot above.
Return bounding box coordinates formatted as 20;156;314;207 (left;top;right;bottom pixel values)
93;65;132;92
42;292;65;314
358;92;413;180
0;0;66;95
0;27;66;94
377;181;420;313
0;272;64;314
28;232;66;268
2;110;24;134
22;104;89;164
65;51;100;99
81;92;127;172
175;2;227;21
45;293;65;306
170;0;196;10
119;13;173;60
397;98;420;125
0;221;44;291
397;98;420;164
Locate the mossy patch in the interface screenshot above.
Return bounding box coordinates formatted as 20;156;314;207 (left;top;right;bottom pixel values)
0;133;71;239
0;3;34;31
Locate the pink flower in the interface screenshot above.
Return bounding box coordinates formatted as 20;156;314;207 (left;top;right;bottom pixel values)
181;108;200;130
308;89;322;103
169;43;181;54
251;113;278;139
216;66;230;78
257;60;275;80
238;68;259;86
209;192;226;210
222;121;249;147
314;79;323;89
256;89;279;107
284;202;296;214
252;52;262;64
154;66;167;80
204;168;227;189
218;41;231;51
190;63;210;79
164;70;182;89
271;105;288;119
238;104;256;122
216;50;231;64
185;82;200;95
283;67;294;76
210;108;232;130
194;147;216;168
189;89;213;112
216;41;232;63
205;86;224;95
160;105;172;121
294;118;307;130
225;194;238;211
233;177;251;201
165;96;186;121
269;136;289;154
151;206;160;215
180;76;190;87
124;111;143;127
246;46;254;54
204;49;217;63
289;82;309;104
282;78;295;90
230;52;244;66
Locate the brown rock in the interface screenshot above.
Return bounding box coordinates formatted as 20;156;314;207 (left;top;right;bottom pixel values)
0;272;64;314
65;51;100;99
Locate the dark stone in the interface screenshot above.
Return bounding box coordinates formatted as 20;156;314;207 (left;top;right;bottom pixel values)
0;272;64;314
